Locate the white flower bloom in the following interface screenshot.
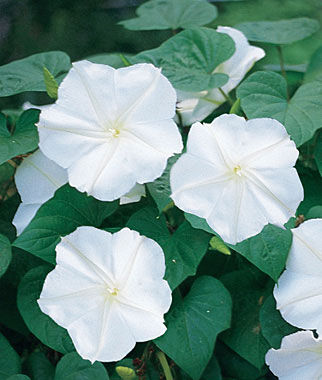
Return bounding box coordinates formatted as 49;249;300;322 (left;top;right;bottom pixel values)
176;26;265;126
265;331;322;379
13;150;68;235
170;114;303;244
37;60;183;201
120;183;146;205
274;219;322;334
38;226;172;363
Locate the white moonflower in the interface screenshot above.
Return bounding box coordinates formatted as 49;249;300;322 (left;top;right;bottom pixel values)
13;150;68;235
274;219;322;334
176;26;265;126
170;114;303;244
120;183;146;205
38;226;172;363
37;60;183;201
266;331;322;379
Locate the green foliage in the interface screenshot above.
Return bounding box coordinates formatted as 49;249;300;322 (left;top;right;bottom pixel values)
155;276;232;380
0;332;21;379
221;270;271;369
304;45;322;83
127;207;210;289
259;295;297;349
237;71;322;146
0;233;11;278
0;51;71;97
43;67;58;100
119;0;217;31
14;184;118;263
0;109;39;165
54;352;109;380
24;351;55;380
229;224;292;282
209;236;231;255
17;265;75;353
236;17;320;44
315;131;322;176
135;28;235;92
147;155;178;213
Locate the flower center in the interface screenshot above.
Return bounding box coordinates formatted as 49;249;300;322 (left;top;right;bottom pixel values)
105;285;119;298
108;128;120;138
233;165;242;177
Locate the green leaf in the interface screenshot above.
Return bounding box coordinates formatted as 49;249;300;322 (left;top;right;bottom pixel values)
147;155;178;213
184;212;215;235
216;342;267;380
298;170;322;215
134;27;235;92
14;184;118;263
229;224;292;282
209;236;231;255
200;356;222;380
25;351;55;380
17;265;74;353
156;276;231;380
54;352;109;380
0;233;11;278
43;67;58;99
86;53;132;68
7;376;31;380
0;162;15;184
306;205;322;219
0;332;21;379
220;270;271;369
315;131;322;176
119;0;217;31
0;109;39;165
304;45;322;83
127;207;210;289
235;18;319;45
259;295;297;349
0;51;71;97
237;71;322;146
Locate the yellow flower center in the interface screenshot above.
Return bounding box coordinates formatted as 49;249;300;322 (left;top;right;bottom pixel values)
105;286;119;297
108;128;120;137
233;165;242;177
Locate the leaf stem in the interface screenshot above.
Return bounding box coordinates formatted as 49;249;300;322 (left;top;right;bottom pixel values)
157;351;174;380
276;45;289;101
219;88;233;106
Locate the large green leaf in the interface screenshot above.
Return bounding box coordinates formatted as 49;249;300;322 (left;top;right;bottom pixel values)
155;276;232;380
127;207;210;289
0;332;21;380
134;27;235;92
235;18;319;45
237;71;322;146
13;184;118;263
86;53;131;68
304;45;322;83
147;155;178;213
0;51;71;97
17;265;74;354
185;212;291;281
54;352;109;380
0;109;39;165
25;351;55;380
259;295;297;349
228;224;292;282
0;233;11;278
119;0;217;31
315;131;322;176
220;270;271;369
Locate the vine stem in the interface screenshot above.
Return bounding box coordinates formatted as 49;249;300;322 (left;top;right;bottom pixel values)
219;88;233;106
157;351;174;380
276;45;290;101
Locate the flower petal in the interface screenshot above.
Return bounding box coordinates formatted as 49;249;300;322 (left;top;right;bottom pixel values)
274;219;322;333
265;331;322;380
120;183;146;205
14;150;68;204
13;203;41;235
